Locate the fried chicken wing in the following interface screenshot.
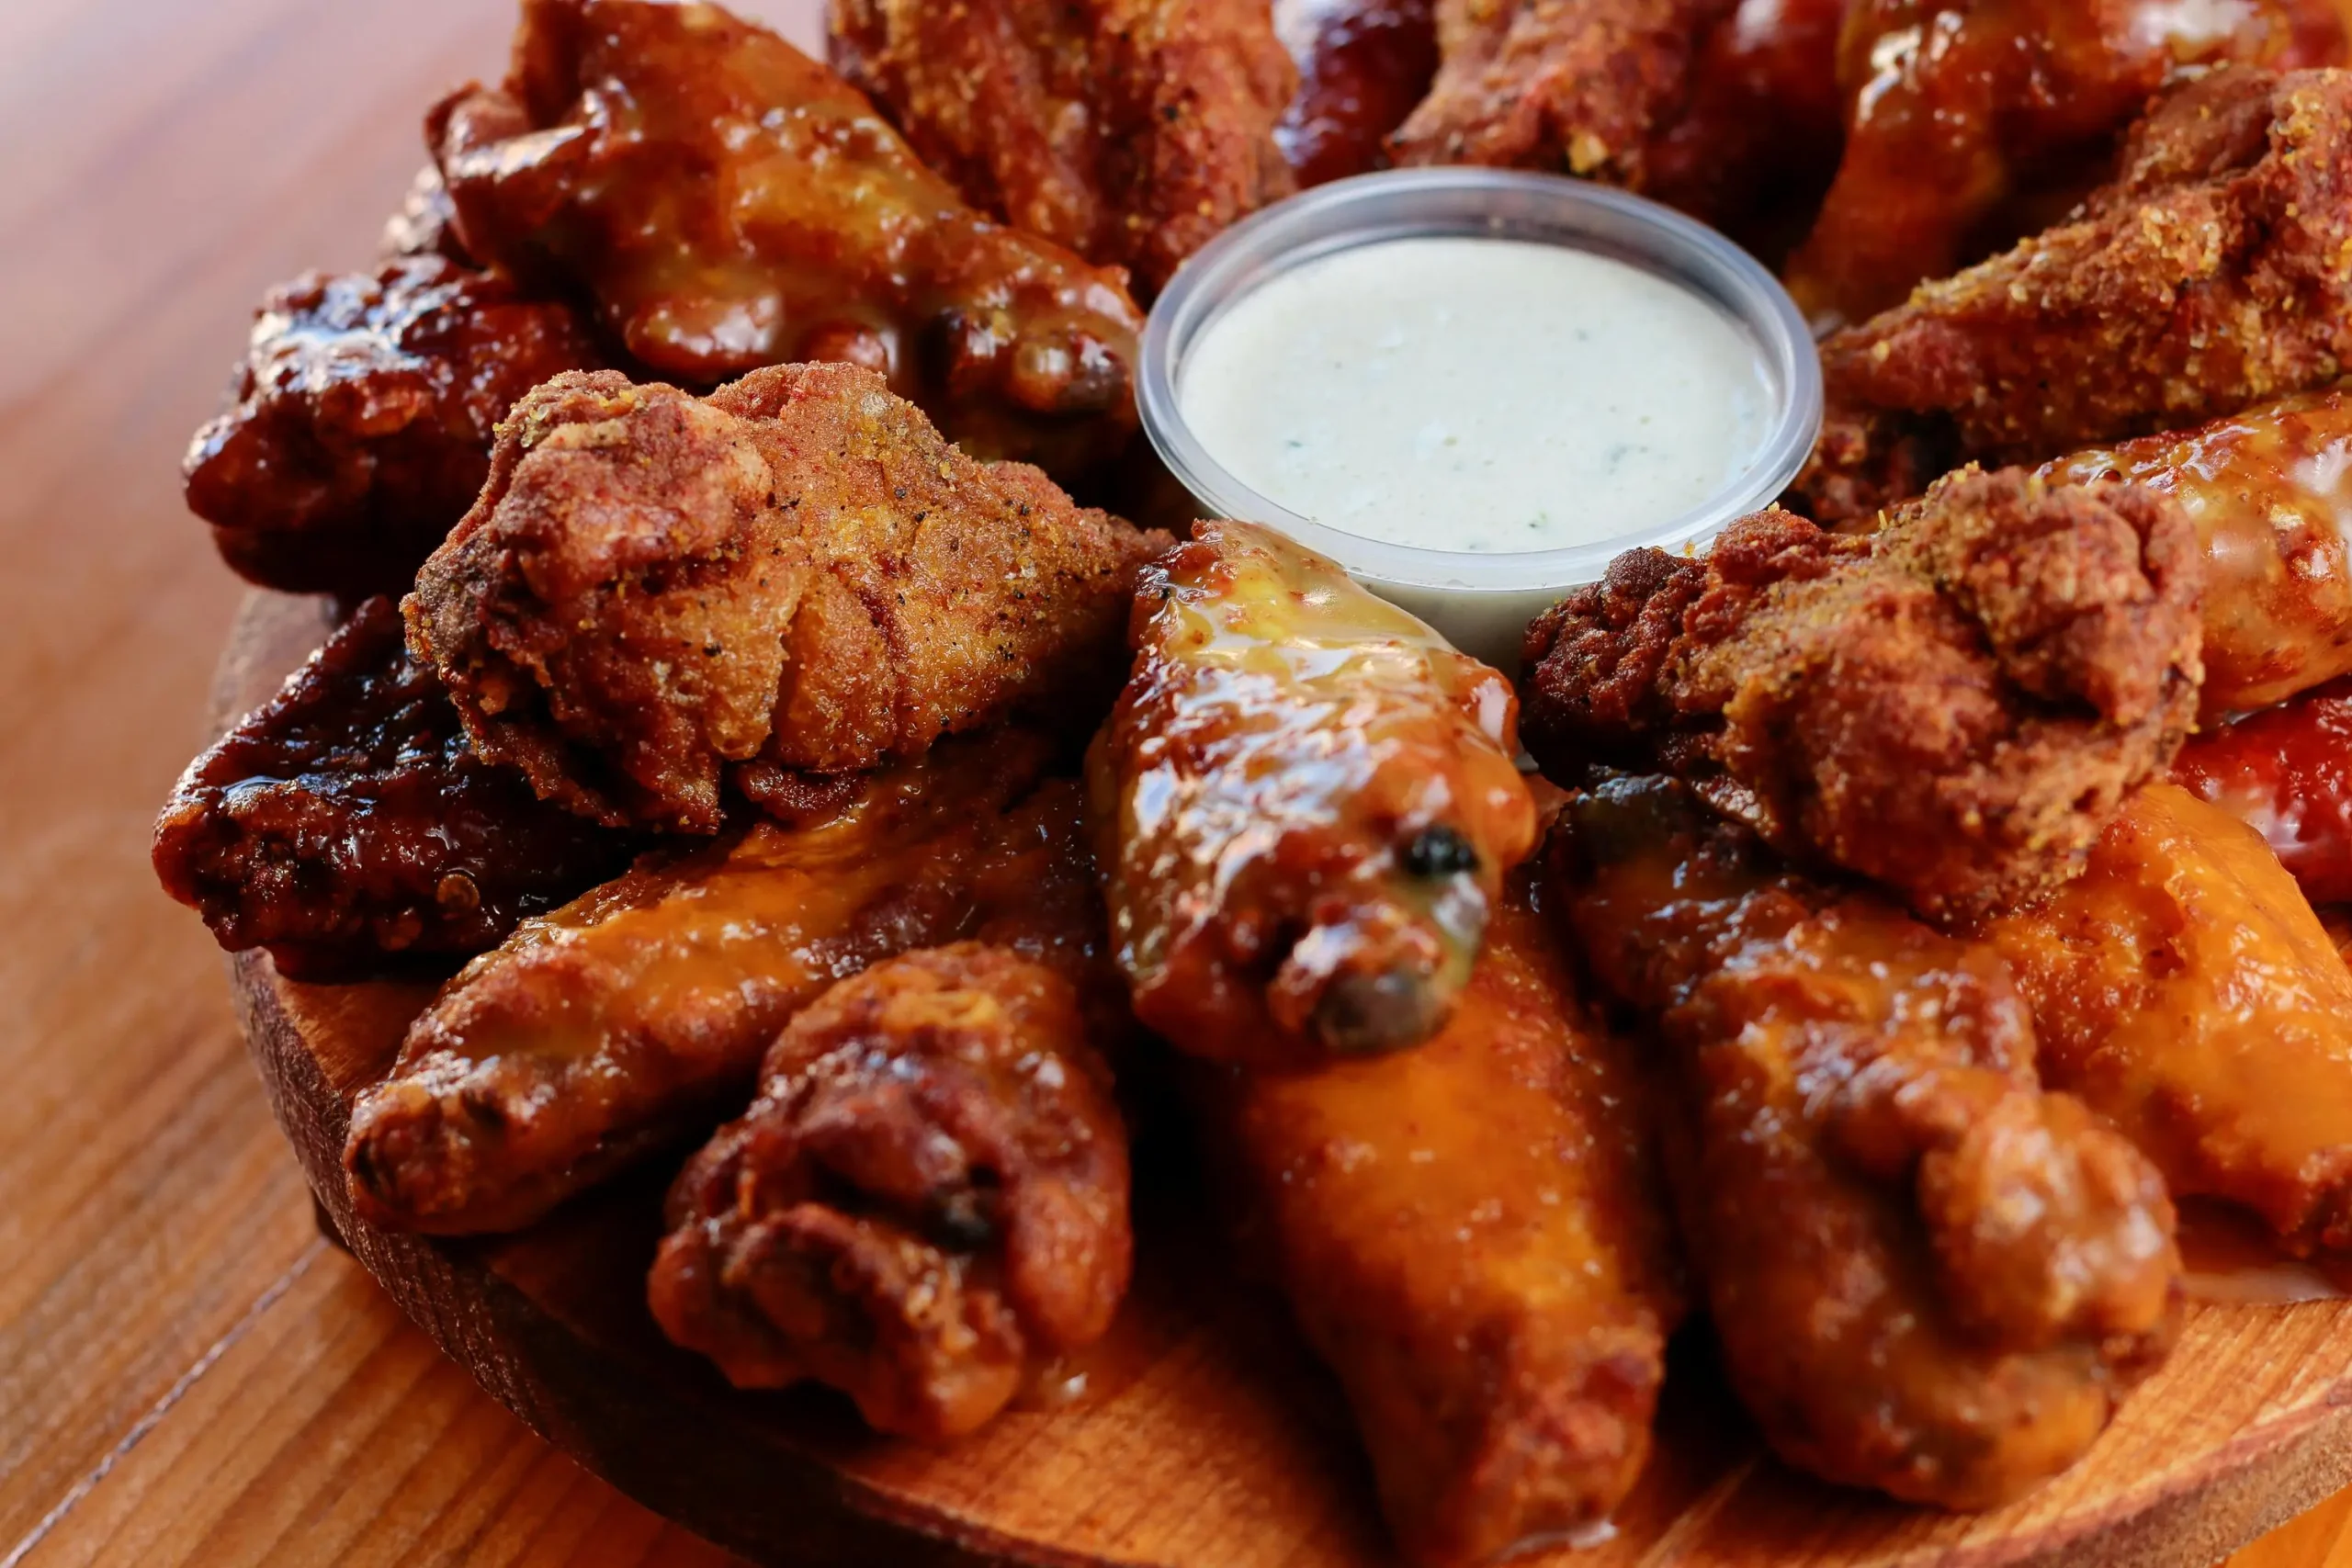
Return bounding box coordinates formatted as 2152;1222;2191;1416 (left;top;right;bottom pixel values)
1784;0;2344;330
1091;520;1537;1066
650;942;1129;1441
434;0;1144;485
1520;471;2204;924
1202;886;1682;1566
153;598;639;981
182;254;604;603
1793;66;2352;524
1549;774;2181;1508
344;734;1104;1235
1388;0;1734;181
1274;0;1439;186
407;365;1168;834
830;0;1296;297
2174;677;2352;907
381;164;472;264
1988;783;2352;1254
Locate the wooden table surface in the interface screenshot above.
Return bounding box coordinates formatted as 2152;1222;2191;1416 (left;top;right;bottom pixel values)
0;2;2345;1564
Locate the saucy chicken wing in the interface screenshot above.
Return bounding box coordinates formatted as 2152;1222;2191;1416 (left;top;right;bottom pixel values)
153;598;639;981
651;942;1130;1441
345;734;1095;1235
829;0;1297;296
1202;884;1682;1566
1988;783;2352;1255
407;366;1168;834
433;0;1144;485
2174;677;2352;908
1091;520;1537;1066
182;254;604;603
1274;0;1439;186
1549;774;2181;1509
1520;472;2204;924
1793;65;2352;524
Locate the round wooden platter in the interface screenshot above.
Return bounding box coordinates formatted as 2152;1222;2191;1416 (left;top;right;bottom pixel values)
221;588;2352;1568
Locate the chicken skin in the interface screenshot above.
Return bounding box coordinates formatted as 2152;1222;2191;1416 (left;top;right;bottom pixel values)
1091;521;1537;1067
830;0;1297;297
1201;885;1683;1567
406;365;1168;835
1548;774;2181;1509
153;598;639;981
651;943;1130;1441
1275;0;1440;186
1794;66;2352;524
1521;471;2204;924
433;0;1144;486
183;254;604;603
1988;784;2352;1256
2175;677;2352;907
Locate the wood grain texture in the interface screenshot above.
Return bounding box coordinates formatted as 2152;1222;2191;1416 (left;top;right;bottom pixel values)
0;0;2343;1562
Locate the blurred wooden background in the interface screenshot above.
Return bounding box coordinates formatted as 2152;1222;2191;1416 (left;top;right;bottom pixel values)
0;0;2345;1563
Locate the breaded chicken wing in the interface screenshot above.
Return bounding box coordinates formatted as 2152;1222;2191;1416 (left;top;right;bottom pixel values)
1274;0;1439;186
182;255;603;603
1091;520;1537;1066
1793;66;2352;524
153;598;639;980
434;0;1144;486
1521;471;2204;923
407;366;1168;834
1549;774;2181;1509
830;0;1296;297
651;943;1129;1441
2175;677;2352;907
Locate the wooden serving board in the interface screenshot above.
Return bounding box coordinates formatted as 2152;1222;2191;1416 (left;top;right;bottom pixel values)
222;589;2352;1568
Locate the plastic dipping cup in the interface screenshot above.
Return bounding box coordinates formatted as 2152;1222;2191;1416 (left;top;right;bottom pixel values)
1138;169;1823;671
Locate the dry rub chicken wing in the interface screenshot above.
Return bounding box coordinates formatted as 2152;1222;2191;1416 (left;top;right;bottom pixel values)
1794;66;2352;524
1091;520;1538;1066
407;365;1168;835
1521;470;2204;924
830;0;1297;297
651;942;1130;1441
433;0;1145;486
1549;774;2180;1509
153;597;639;980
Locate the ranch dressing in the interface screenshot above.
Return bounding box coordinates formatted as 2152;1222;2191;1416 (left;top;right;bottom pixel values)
1176;236;1773;554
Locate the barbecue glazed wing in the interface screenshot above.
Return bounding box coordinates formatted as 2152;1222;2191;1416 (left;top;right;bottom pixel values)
345;735;1098;1235
1388;0;1734;181
1274;0;1439;186
651;942;1130;1441
1203;884;1682;1567
1091;520;1537;1066
407;366;1168;834
153;598;638;981
1784;0;2344;329
829;0;1296;297
183;255;603;603
434;0;1144;485
1520;472;2204;924
1640;0;1844;249
1549;774;2180;1509
2174;677;2352;908
1793;66;2352;524
1989;783;2352;1255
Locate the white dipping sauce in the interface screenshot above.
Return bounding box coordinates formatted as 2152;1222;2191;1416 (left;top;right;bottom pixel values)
1177;237;1772;554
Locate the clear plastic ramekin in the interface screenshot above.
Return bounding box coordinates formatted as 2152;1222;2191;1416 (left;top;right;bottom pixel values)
1139;168;1823;671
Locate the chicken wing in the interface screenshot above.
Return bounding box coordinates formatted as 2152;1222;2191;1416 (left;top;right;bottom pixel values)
1201;884;1682;1566
1520;470;2204;924
153;597;639;981
1793;65;2352;525
1091;520;1537;1066
1274;0;1438;186
433;0;1144;486
829;0;1296;297
2174;677;2352;908
1548;773;2181;1509
1987;783;2352;1254
407;365;1169;835
182;254;604;603
344;733;1101;1235
651;942;1129;1441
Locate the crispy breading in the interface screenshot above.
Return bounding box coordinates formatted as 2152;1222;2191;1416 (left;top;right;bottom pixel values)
406;364;1169;834
1521;469;2205;923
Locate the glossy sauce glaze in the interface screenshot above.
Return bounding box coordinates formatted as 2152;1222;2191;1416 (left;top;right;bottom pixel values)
1273;0;1439;186
2173;676;2352;908
1176;238;1773;554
